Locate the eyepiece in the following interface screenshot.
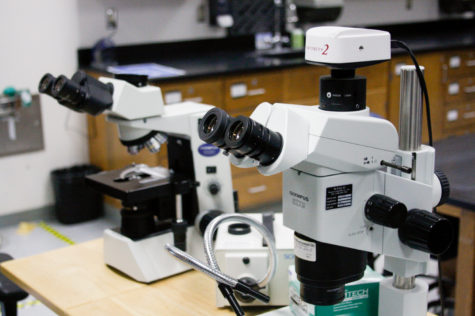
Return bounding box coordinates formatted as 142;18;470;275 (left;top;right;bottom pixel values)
198;108;283;166
199;108;232;148
38;73;56;96
38;71;113;116
228;120;245;142
53;76;67;94
52;75;83;105
224;116;282;166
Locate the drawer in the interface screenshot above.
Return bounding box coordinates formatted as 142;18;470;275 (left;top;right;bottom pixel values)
233;171;282;210
442;50;475;79
224;71;283;113
158;79;223;106
443;103;475;130
444;77;475;104
283;66;326;102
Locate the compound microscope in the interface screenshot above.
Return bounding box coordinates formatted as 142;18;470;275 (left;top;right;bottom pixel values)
197;27;453;316
38;72;237;283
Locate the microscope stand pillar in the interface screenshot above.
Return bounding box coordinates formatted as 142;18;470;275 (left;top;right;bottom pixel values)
379;277;428;316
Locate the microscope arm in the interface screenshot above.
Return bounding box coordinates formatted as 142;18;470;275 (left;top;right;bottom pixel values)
231;102;399;175
107;102;214;139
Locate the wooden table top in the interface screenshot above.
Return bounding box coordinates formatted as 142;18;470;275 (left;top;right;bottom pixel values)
0;238;272;316
0;238;436;316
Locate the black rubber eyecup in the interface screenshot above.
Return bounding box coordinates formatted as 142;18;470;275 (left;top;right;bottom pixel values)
199;108;231;147
38;73;56;95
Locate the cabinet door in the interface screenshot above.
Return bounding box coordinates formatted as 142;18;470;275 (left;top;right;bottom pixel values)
158;78;224;106
233;170;282;210
357;63;389;118
442;50;475;79
283;65;327;103
444;77;475;105
224;71;284;114
443;102;475;133
387;53;444;142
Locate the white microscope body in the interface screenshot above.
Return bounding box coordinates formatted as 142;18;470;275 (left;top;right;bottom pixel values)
100;80;237;283
39;72;236;283
198;27;451;316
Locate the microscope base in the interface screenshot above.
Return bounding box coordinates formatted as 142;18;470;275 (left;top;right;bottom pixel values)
379;277;428;316
103;227;203;283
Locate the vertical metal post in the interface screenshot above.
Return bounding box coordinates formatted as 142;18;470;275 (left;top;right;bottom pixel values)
175;194;183;223
399;65;424;151
393;275;416;290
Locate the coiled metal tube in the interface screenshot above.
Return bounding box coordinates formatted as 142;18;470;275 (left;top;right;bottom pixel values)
166;213;277;289
165;244;237;287
203;213;277;288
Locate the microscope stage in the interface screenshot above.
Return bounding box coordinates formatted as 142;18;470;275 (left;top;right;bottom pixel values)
85;165;172;204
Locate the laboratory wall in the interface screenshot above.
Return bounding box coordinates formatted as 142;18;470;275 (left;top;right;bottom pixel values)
333;0;442;26
0;0;89;215
77;0;443;47
78;0;226;47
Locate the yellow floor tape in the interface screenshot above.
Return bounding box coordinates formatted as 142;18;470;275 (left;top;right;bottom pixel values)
2;222;78;314
17;299;42;309
37;221;76;245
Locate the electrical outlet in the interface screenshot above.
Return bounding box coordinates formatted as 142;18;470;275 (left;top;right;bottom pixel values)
106;8;118;30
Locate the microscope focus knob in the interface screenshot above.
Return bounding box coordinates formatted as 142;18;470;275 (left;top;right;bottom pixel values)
365;194;407;228
398;209;453;255
435;170;450;206
208;182;220;195
195;210;223;236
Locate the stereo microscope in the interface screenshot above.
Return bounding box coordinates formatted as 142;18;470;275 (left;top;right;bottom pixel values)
198;27;453;316
38;72;236;283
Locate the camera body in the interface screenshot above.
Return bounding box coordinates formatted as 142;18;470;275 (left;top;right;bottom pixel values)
305;26;391;68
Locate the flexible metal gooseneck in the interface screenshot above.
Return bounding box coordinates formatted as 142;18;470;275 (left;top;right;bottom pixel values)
166;213;278;315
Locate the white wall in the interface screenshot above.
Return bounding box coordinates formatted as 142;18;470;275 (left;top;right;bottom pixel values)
78;0;225;47
76;0;444;48
0;1;89;215
332;0;441;26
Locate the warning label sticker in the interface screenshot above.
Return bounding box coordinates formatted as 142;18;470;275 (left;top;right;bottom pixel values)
326;184;353;210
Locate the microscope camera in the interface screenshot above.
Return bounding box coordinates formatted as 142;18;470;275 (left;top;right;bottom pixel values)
198;26;453;316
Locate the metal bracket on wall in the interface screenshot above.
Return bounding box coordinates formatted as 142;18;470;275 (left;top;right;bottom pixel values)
0;94;44;157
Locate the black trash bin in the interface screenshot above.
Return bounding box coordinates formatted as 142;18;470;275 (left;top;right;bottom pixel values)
51;164;103;224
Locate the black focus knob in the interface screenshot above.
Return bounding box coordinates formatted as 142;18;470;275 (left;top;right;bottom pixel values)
365;194;407;228
435;170;450;206
196;210;223;236
398;209;453;255
208;182;220;195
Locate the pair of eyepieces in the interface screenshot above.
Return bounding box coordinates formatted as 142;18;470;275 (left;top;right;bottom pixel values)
199;108;283;166
38;71;114;116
